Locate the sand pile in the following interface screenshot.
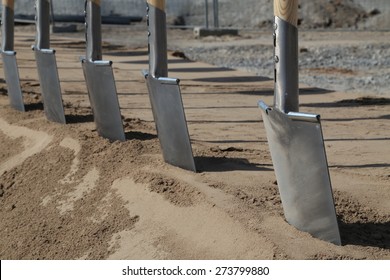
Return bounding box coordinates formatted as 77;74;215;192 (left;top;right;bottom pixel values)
183;0;386;30
0;29;389;259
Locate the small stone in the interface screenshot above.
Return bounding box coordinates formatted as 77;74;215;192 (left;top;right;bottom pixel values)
300;47;309;53
369;9;380;16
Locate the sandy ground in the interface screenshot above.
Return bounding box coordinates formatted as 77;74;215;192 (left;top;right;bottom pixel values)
0;27;389;260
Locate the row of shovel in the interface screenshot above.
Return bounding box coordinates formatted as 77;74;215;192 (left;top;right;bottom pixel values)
1;0;342;246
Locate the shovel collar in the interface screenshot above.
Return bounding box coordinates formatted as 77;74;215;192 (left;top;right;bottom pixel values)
287;112;321;123
1;50;16;56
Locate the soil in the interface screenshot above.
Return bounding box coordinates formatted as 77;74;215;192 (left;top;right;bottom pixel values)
0;26;389;260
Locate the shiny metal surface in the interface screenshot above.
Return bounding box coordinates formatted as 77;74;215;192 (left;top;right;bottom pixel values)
82;0;125;141
1;6;14;51
82;59;125;142
35;0;50;50
34;0;66;124
274;16;299;113
34;49;65;123
213;0;219;28
147;3;168;77
1;5;24;111
144;2;196;171
144;72;196;172
1;51;24;112
259;10;341;245
85;0;102;61
259;101;341;245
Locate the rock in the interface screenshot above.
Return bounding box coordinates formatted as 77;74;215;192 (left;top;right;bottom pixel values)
167;15;186;26
300;47;309;53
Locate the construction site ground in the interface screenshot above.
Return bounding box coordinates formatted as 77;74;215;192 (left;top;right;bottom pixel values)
0;25;389;259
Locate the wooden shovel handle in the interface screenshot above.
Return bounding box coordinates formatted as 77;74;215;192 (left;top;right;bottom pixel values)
2;0;14;9
147;0;165;11
274;0;298;27
89;0;101;5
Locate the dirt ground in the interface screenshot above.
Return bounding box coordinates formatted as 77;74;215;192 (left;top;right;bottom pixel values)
0;26;389;260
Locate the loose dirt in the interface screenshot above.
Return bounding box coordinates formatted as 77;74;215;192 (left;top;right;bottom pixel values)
0;28;389;260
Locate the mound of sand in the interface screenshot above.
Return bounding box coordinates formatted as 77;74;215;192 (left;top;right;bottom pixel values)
0;30;389;260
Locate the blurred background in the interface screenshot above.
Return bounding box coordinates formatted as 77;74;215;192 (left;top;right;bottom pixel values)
0;0;388;95
1;0;389;30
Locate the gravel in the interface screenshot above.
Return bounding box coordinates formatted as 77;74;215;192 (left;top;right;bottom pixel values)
174;40;390;96
167;0;390;96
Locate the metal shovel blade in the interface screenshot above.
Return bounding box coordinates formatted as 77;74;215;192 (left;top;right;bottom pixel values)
82;59;125;142
259;101;341;245
144;71;196;172
1;51;24;112
34;49;66;123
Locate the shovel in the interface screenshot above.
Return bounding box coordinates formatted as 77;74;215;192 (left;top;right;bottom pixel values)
258;0;341;245
81;0;125;141
32;0;66;124
1;0;24;112
143;0;196;172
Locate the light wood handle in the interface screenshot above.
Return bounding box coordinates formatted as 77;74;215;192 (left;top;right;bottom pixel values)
89;0;101;6
2;0;15;9
147;0;165;11
274;0;298;27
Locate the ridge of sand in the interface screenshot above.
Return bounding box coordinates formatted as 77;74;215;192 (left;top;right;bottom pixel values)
58;137;82;185
58;167;100;214
108;177;274;260
0;118;53;176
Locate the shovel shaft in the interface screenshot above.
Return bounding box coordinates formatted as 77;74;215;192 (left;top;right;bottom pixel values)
85;0;102;61
273;0;299;113
1;0;15;51
204;0;209;28
213;0;219;28
147;0;168;77
35;0;50;49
